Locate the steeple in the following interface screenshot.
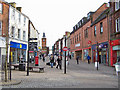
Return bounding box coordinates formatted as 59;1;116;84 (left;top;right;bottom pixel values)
43;32;45;38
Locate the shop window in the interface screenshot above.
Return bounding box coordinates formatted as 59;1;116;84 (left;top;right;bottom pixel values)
0;3;2;14
116;17;120;32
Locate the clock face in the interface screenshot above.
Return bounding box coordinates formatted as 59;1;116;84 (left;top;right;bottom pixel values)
43;39;45;41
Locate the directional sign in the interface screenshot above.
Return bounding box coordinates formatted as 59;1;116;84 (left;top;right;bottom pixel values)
63;46;68;51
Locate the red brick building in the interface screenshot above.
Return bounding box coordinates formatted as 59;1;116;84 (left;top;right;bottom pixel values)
109;1;120;66
0;1;9;37
70;3;110;65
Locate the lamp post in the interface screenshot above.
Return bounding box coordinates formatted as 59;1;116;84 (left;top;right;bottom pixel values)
64;36;66;74
96;42;99;70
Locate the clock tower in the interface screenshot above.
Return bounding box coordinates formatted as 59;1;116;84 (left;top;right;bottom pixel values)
42;32;46;48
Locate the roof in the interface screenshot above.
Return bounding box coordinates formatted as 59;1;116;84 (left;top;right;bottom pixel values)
91;8;109;26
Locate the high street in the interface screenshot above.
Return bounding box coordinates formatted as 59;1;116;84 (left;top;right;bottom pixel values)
1;57;118;88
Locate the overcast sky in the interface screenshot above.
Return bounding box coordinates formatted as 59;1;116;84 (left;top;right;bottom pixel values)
6;0;109;49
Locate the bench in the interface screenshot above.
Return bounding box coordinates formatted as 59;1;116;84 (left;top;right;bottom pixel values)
29;66;45;73
11;64;19;70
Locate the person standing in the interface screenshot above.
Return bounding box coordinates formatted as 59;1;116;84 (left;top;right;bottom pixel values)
76;56;79;64
87;55;91;64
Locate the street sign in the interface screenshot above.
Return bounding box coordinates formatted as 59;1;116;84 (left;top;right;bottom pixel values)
63;47;68;51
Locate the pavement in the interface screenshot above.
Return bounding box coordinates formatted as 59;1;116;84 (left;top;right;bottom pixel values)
0;56;119;88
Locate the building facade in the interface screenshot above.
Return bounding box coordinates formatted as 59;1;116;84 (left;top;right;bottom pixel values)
0;0;9;69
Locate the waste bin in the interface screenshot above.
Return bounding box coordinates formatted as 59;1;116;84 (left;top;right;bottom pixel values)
19;60;25;71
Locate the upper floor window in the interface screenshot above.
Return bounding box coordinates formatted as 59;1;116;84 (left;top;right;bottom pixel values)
23;31;26;41
70;39;72;44
0;21;2;35
0;3;2;14
94;25;96;36
84;29;88;38
12;9;15;20
11;26;15;38
115;0;120;11
77;34;78;42
24;17;26;26
73;38;74;44
18;29;21;39
116;17;120;32
100;22;103;34
18;13;21;23
79;33;81;41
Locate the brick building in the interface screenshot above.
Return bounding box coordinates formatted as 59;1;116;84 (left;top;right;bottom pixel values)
70;3;110;65
109;1;120;66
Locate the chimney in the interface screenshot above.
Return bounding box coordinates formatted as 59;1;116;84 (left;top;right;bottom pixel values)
9;2;16;8
16;7;22;12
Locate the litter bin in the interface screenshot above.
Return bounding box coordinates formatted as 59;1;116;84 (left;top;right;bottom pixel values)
19;60;25;71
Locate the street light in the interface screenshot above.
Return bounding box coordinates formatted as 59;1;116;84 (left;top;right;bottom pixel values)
64;36;67;74
96;42;99;70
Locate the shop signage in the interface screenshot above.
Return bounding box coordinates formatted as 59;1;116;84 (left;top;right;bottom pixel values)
10;41;27;50
113;45;120;50
75;43;80;47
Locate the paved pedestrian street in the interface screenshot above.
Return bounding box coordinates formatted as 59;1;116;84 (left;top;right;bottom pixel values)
1;57;118;88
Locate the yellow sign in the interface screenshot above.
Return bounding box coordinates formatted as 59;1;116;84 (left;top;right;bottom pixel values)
11;52;13;62
20;44;22;48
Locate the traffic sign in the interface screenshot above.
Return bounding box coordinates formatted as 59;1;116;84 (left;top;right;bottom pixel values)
63;46;68;51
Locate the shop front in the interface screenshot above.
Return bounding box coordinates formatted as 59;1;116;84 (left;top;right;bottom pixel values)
92;42;108;65
10;41;27;64
110;39;120;66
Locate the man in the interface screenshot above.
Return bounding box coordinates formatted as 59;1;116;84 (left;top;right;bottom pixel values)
76;56;79;64
87;55;91;64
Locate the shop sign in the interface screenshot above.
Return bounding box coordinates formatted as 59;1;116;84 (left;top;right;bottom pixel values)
75;43;80;47
10;41;27;50
113;45;120;50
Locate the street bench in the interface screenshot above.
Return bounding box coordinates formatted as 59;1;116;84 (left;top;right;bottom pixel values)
29;66;45;73
11;64;19;70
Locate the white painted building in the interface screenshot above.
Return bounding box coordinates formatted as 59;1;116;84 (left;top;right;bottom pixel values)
8;4;29;65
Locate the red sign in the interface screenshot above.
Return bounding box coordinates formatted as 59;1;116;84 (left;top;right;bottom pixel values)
63;47;68;51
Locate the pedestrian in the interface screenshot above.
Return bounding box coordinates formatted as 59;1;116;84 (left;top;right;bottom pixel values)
69;54;71;59
87;55;91;64
66;56;69;66
76;56;79;64
50;55;54;68
43;55;45;62
56;56;62;69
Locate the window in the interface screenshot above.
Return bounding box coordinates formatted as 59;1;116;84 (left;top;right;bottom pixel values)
24;17;26;26
115;0;120;11
100;22;103;34
19;13;21;23
77;34;78;42
18;29;21;39
0;3;2;14
0;21;2;35
94;25;96;36
12;9;15;20
11;26;15;38
79;33;81;41
116;17;120;32
84;29;88;38
23;31;26;41
70;39;72;44
73;38;74;44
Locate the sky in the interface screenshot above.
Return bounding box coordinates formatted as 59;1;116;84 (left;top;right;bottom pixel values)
6;0;109;49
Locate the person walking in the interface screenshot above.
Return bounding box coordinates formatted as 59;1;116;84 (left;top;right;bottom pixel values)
50;55;54;68
87;55;91;64
76;56;79;64
43;55;45;62
56;56;61;69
